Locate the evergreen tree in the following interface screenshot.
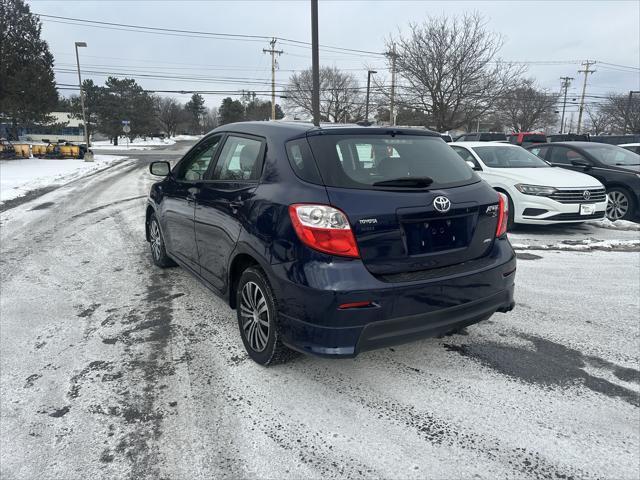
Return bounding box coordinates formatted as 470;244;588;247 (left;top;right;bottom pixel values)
0;0;58;139
70;79;102;142
219;97;245;125
184;93;206;133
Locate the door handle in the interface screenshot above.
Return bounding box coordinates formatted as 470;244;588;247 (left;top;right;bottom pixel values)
187;187;199;205
229;199;244;212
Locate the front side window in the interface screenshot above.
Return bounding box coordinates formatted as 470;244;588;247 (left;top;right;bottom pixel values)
582;144;640;166
306;134;477;189
212;136;264;181
176;135;222;181
472;146;550;168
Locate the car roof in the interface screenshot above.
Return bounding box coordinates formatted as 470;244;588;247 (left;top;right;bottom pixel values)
206;120;440;140
453;141;521;148
620;143;640;147
531;141;594;148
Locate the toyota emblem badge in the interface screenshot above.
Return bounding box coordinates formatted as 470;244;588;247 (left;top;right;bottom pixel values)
583;190;591;200
433;196;451;213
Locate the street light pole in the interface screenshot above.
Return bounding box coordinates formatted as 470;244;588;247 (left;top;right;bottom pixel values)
310;0;320;127
365;70;377;123
75;41;92;161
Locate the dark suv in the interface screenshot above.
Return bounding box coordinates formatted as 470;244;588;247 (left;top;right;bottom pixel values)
526;142;640;221
146;122;516;365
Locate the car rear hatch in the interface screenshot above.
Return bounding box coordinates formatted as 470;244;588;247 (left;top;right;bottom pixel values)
305;129;502;276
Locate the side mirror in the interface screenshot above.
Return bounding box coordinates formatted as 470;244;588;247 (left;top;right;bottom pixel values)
466;160;480;171
150;161;171;176
570;159;591;168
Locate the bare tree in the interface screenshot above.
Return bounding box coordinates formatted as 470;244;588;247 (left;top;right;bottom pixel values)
284;67;364;122
154;97;182;137
600;94;640;134
387;12;524;131
585;105;613;135
495;79;558;132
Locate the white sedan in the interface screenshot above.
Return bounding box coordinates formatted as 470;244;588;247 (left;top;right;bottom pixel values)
450;142;608;228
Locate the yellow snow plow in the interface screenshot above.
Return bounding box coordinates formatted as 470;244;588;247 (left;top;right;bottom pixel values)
32;140;86;159
0;139;30;159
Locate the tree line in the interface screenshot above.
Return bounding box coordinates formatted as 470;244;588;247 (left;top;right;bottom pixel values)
1;0;638;140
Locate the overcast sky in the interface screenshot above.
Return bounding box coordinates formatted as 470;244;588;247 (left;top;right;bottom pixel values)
30;0;640;114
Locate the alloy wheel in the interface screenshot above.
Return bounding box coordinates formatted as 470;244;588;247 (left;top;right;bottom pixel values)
606;191;628;221
150;219;162;260
240;281;270;352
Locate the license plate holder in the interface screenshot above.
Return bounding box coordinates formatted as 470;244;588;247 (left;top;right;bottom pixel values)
580;204;596;215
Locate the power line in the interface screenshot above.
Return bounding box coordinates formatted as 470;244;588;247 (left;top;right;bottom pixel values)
37;13;385;57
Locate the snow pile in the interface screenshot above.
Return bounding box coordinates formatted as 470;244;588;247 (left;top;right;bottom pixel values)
512;238;640;252
91;136;176;151
172;134;203;141
0;154;127;203
591;218;640;231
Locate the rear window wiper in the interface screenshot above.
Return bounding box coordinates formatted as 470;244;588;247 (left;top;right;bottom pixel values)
372;177;434;188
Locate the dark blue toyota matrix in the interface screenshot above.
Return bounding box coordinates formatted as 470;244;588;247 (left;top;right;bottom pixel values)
146;122;516;365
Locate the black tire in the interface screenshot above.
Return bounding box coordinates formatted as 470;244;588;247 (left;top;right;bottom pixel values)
236;267;298;366
148;214;177;268
606;187;636;221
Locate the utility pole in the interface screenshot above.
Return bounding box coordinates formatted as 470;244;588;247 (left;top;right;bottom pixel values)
559;76;573;134
310;0;320;126
623;91;640;134
365;70;377;123
263;38;283;120
388;43;397;126
576;60;596;134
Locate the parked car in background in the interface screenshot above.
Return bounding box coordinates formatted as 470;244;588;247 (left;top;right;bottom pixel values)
451;142;607;228
620;143;640;154
145;122;516;365
590;134;640;146
455;132;507;142
440;133;453;143
508;132;547;146
548;133;590;142
526;142;640;221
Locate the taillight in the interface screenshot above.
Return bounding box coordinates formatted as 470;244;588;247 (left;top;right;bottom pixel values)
288;204;359;258
496;193;509;237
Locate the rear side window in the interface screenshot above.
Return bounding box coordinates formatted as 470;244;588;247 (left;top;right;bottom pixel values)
529;145;549;159
306;134;477;189
285;138;323;184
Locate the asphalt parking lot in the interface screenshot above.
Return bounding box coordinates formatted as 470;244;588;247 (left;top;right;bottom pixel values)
1;144;638;479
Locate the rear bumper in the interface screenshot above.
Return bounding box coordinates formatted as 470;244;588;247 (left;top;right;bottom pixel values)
269;238;516;357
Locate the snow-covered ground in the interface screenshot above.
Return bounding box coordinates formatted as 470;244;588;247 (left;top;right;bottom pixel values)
91;136;176;151
172;134;203;141
0;154;127;203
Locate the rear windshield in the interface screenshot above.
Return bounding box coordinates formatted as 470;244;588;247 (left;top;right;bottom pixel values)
473;145;550;168
293;134;477;189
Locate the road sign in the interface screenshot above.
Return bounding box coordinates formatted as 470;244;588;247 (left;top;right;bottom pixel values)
121;120;130;125
122;125;131;133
